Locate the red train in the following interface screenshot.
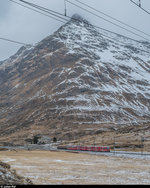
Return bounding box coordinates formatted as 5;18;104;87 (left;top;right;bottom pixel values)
57;145;110;152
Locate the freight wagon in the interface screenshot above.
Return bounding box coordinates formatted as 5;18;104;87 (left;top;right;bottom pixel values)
57;145;110;152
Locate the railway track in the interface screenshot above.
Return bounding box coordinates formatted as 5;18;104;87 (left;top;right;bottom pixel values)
1;146;150;158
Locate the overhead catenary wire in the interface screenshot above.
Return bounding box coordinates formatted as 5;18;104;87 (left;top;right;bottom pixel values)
0;37;30;46
130;0;150;16
17;0;149;45
66;0;150;42
9;0;67;23
17;0;150;54
17;0;69;22
74;0;150;38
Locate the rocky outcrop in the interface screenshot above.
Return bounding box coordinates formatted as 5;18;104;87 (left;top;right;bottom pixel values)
0;161;33;185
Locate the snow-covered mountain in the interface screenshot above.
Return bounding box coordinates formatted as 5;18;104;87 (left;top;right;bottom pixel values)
0;14;150;143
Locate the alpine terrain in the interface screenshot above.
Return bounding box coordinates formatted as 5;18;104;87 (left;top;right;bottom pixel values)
0;14;150;145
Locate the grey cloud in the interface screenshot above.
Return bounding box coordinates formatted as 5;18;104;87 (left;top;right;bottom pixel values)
0;0;150;60
0;0;11;20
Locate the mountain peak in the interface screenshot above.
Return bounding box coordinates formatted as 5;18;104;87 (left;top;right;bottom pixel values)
71;14;90;24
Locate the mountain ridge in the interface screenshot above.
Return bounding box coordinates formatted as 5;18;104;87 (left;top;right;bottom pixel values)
0;15;150;144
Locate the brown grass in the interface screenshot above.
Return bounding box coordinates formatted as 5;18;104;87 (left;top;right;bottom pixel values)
0;150;150;185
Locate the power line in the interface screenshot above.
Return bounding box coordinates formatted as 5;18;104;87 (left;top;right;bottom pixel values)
14;0;150;54
66;0;150;42
0;37;29;46
18;0;147;44
17;0;69;22
9;0;66;23
74;0;150;38
130;0;150;16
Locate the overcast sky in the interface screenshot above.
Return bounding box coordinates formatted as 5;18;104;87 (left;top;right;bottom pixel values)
0;0;150;61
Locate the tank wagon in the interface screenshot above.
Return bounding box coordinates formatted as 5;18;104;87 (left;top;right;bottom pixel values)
57;145;110;152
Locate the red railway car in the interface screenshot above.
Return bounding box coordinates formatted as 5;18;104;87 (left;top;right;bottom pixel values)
66;145;110;152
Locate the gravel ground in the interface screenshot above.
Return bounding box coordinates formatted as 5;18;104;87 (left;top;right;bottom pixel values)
0;150;150;185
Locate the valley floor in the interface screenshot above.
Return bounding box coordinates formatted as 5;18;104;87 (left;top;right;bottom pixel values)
0;150;150;185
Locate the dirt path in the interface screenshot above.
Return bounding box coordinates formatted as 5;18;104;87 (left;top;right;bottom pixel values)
0;150;150;185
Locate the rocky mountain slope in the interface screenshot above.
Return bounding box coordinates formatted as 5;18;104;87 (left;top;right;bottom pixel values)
0;14;150;144
0;160;32;185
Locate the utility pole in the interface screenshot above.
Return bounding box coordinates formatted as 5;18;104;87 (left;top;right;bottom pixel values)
130;0;150;16
93;137;95;147
139;0;141;7
102;136;104;146
64;0;67;16
118;106;121;125
114;136;116;155
141;136;144;155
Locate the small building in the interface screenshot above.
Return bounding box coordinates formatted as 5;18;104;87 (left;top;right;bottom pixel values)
25;135;51;144
38;135;51;144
